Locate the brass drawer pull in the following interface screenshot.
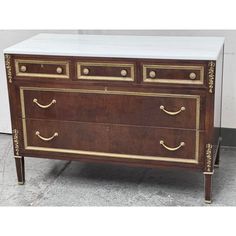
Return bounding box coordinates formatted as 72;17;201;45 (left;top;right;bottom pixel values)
83;68;90;75
149;70;156;78
160;140;185;151
20;65;27;72
121;69;128;77
189;72;197;80
33;98;56;109
35;131;58;141
56;67;63;74
160;105;185;116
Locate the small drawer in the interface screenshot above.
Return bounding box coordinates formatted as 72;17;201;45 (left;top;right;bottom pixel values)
15;59;70;79
142;64;204;85
77;62;135;81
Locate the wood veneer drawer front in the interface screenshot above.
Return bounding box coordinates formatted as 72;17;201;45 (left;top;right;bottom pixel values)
20;87;202;130
22;119;201;164
77;62;135;81
142;64;204;85
15;59;70;79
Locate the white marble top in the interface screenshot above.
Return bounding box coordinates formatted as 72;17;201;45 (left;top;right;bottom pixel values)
4;33;225;60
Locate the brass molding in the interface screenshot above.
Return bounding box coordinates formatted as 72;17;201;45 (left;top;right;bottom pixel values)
12;129;20;156
20;86;201;165
77;62;135;81
205;200;212;204
15;59;70;79
14;156;22;159
5;54;13;83
203;171;214;175
208;61;216;93
143;64;204;85
205;143;213;172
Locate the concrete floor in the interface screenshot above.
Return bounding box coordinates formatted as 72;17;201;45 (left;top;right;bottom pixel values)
0;133;235;206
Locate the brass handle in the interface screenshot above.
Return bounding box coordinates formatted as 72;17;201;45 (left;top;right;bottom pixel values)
56;67;63;74
20;65;27;72
160;105;185;116
121;69;128;77
35;131;58;142
160;140;185;151
189;72;197;80
33;98;56;109
83;68;89;75
149;70;156;78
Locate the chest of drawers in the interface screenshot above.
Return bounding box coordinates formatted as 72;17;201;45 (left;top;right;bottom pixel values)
4;34;224;203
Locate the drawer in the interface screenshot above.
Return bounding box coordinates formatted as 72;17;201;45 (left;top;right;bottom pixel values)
20;87;203;130
15;59;70;79
77;62;135;81
142;63;205;85
22;119;202;164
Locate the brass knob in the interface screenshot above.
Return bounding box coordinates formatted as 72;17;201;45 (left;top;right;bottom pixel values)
149;70;156;78
121;69;128;77
83;68;89;75
189;72;197;80
20;65;27;72
56;67;63;74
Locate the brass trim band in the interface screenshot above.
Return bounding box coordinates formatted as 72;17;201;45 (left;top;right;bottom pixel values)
77;62;135;81
15;59;70;79
143;64;204;85
203;171;214;175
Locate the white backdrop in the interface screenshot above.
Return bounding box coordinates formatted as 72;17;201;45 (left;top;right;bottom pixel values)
0;30;235;133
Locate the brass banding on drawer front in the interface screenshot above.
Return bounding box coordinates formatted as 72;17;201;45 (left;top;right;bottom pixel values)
15;59;70;79
143;64;204;85
77;62;135;81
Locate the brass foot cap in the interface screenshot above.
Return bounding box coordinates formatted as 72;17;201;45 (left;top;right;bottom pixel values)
18;181;25;185
205;200;212;204
214;164;219;168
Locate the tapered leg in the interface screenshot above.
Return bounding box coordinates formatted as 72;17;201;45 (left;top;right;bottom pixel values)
214;144;221;168
15;156;25;185
204;173;212;204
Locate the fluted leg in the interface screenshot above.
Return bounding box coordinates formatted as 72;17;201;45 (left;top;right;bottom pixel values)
15;156;25;185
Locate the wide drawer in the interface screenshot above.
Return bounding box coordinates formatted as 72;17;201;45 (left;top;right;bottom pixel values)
20;87;202;130
22;119;202;164
77;61;135;81
15;59;70;79
142;63;205;85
